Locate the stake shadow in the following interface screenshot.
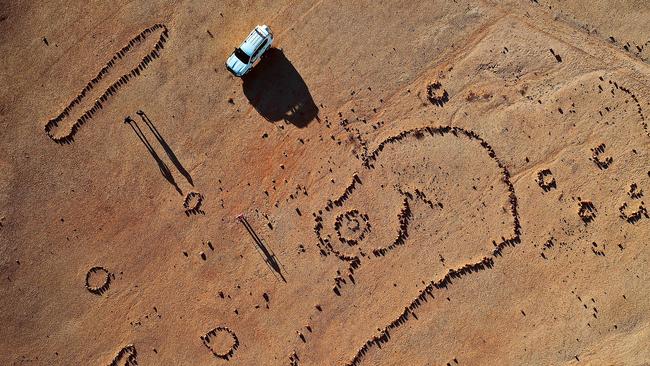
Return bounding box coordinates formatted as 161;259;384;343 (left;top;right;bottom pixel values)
137;110;193;186
124;116;182;195
239;216;287;282
242;48;319;128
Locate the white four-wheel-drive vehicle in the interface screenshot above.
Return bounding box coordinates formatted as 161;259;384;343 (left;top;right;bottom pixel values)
225;25;273;77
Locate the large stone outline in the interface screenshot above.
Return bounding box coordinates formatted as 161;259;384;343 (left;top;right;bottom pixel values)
44;24;169;144
312;125;521;365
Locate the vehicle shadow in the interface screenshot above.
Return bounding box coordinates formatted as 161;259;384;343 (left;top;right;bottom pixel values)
242;48;318;128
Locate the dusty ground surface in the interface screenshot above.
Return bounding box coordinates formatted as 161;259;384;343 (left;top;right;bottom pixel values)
1;1;649;365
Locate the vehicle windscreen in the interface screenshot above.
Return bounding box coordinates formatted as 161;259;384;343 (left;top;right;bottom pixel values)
234;48;250;64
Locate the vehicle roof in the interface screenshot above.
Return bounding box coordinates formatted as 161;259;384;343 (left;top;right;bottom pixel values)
239;27;267;56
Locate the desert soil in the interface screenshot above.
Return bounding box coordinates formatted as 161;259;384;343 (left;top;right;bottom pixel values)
1;0;649;365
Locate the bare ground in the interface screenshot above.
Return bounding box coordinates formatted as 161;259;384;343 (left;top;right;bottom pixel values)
1;1;649;365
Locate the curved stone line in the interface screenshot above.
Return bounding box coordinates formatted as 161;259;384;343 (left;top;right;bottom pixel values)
201;326;240;360
85;266;112;295
619;202;648;224
601;76;648;137
426;81;449;107
334;209;371;246
44;23;169;144
183;191;205;216
536;169;557;192
311;125;521;366
107;344;137;366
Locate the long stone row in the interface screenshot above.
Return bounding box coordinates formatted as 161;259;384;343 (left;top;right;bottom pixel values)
372;197;411;257
341;125;521;366
44;24;169;144
324;173;363;212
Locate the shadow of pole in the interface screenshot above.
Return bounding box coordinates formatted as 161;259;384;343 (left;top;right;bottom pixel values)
124;116;183;195
242;48;319;128
136;110;194;186
239;216;287;282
